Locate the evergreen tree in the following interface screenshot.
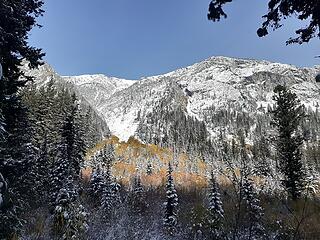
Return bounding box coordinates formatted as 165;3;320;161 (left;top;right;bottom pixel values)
207;172;224;238
0;0;44;182
272;85;306;200
22;81;58;151
100;145;120;220
0;1;44;80
83;107;105;149
49;91;86;197
53;186;88;240
59;92;86;177
50;142;73;205
89;166;106;205
190;204;207;239
0;96;36;238
101;144;115;168
30;133;51;203
207;0;320;44
242;177;265;239
100;179;114;219
164;162;178;235
0;1;44;237
252;135;272;177
50;124;87;238
48;92;89;236
129;175;146;214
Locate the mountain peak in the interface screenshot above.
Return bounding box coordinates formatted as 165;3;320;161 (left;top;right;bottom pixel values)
27;57;320;141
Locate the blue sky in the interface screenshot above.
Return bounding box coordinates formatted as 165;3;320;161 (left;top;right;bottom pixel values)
29;0;320;80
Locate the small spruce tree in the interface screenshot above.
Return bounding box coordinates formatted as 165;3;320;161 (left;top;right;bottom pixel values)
129;175;146;214
89;166;106;205
242;176;265;239
164;162;178;235
30;133;51;203
53;184;88;240
99;145;121;221
100;184;113;217
49;143;71;205
207;172;224;238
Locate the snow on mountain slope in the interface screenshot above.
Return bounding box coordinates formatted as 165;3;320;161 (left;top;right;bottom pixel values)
26;56;320;142
92;56;320;140
62;75;135;112
165;56;319;114
98;77;173;140
22;62;61;86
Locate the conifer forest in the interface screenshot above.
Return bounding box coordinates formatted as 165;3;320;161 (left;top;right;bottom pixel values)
1;1;320;239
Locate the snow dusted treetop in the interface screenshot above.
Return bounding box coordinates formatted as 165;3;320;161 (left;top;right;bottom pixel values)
89;167;106;204
101;144;115;170
99;145;121;221
242;176;265;239
208;172;224;221
53;186;88;239
129;175;146;214
164;162;178;235
206;171;224;238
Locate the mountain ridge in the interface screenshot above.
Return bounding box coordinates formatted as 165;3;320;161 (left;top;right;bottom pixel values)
27;56;320;144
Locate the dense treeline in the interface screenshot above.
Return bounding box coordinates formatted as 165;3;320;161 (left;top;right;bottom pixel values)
20;126;317;239
1;1;320;239
0;79;107;238
22;80;109;151
203;100;320;171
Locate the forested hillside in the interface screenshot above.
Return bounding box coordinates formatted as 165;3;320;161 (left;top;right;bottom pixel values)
1;1;320;239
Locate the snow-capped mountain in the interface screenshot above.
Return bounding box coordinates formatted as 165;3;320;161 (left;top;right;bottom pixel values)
28;56;320;143
62;74;135;113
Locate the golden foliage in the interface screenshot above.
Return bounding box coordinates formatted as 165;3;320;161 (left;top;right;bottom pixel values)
113;162;137;178
173;172;207;188
141;173;166;187
85;137;218;189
